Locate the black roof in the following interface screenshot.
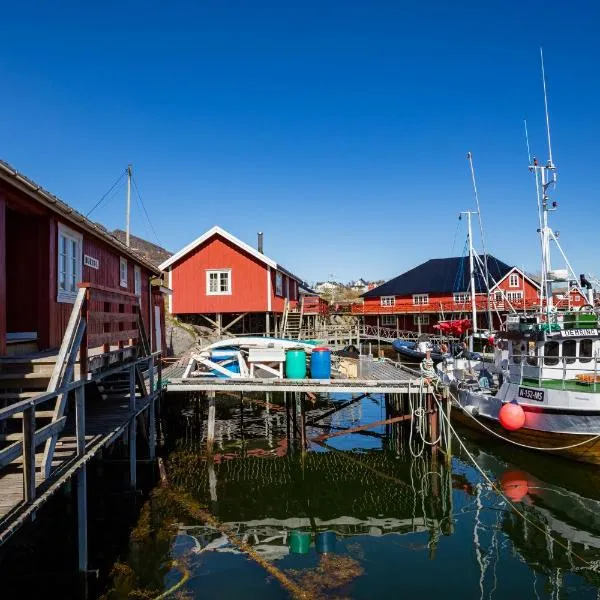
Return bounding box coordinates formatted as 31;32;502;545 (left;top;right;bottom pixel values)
362;255;513;298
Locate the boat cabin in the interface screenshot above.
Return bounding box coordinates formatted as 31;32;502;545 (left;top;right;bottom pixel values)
504;312;600;388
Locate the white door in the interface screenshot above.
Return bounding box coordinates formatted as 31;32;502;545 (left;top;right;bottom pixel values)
154;305;162;352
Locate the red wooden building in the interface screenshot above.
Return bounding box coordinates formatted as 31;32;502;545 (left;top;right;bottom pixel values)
159;226;310;335
351;256;541;334
0;160;166;357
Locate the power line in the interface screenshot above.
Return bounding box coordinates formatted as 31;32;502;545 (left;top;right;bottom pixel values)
131;174;163;247
86;169;127;217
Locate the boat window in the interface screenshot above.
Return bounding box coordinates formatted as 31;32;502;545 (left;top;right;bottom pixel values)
544;341;560;366
580;339;593;363
511;342;522;364
563;339;576;365
526;342;538;366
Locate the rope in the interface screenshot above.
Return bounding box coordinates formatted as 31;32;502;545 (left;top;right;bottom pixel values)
449;388;600;451
431;390;597;571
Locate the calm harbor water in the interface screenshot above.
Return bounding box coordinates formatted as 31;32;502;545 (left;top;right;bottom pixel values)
102;392;600;599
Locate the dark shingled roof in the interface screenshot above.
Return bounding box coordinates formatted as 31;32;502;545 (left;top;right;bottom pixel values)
362;255;513;298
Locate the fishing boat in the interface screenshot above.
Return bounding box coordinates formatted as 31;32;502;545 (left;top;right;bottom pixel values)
451;53;600;464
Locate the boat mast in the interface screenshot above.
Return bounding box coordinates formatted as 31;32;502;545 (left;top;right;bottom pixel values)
467;151;492;330
126;164;133;247
530;49;557;314
461;210;478;351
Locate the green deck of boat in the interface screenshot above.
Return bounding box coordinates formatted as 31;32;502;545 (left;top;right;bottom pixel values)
521;377;600;393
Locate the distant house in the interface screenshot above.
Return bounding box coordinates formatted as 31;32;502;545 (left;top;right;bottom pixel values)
159;226;308;335
352;256;540;333
349;278;369;293
314;281;340;294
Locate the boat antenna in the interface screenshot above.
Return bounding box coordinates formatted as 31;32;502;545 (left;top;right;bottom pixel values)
466;152;492;330
540;47;554;167
524;119;532;165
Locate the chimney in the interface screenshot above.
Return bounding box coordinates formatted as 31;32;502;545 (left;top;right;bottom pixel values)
258;232;264;254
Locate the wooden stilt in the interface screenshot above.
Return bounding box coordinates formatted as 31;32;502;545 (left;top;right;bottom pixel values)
148;356;156;460
76;466;88;595
129;365;137;490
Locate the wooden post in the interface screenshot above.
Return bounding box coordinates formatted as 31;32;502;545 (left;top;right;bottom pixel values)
377;315;381;353
148;356;156;460
207;391;216;453
74;383;88;586
265;312;270;337
298;392;306;451
22;406;36;503
129;365;137;490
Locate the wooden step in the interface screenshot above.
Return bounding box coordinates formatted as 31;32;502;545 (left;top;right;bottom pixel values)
10;410;56;419
0;391;45;401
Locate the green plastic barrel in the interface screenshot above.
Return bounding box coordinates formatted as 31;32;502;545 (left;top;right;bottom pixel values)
285;348;307;379
289;530;311;554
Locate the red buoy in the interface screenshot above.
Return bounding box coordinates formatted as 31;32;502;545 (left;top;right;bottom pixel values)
498;401;525;431
500;470;530;502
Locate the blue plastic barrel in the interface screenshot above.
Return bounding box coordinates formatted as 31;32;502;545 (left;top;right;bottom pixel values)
285;349;307;379
310;347;331;379
315;531;336;554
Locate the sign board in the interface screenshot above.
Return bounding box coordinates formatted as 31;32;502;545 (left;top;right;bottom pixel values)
518;387;544;402
562;328;598;337
84;255;100;270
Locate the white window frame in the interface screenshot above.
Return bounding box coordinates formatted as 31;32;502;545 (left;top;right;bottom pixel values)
57;224;83;303
119;257;128;288
509;273;519;288
414;314;430;325
506;291;524;302
134;265;142;297
412;294;429;305
206;269;232;295
275;271;283;296
380;296;396;307
381;315;396;326
453;292;470;303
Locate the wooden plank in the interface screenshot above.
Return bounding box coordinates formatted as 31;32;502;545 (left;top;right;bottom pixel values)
79;282;139;299
22;407;35;502
87;312;137;325
88;329;138;348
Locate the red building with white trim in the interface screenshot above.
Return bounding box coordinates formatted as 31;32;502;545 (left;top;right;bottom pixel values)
159;226;313;335
352;256;541;334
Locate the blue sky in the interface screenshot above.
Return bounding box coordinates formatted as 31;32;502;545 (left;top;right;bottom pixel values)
1;1;599;285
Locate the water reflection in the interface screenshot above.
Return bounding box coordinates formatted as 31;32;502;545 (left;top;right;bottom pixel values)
103;393;600;599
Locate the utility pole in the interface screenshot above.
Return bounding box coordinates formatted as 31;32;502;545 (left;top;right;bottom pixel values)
126;164;132;247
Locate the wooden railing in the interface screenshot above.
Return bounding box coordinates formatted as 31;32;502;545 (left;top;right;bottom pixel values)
0;352;161;538
350;297;543;315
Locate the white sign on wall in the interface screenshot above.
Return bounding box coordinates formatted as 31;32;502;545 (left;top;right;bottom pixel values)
84;255;100;270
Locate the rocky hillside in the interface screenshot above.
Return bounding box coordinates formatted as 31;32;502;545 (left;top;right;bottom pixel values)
111;229;172;268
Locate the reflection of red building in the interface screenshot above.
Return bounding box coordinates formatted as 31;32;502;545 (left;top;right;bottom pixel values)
351;256;541;334
160;226;308;335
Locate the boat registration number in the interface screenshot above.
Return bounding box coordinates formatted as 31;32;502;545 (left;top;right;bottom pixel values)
518;387;544;402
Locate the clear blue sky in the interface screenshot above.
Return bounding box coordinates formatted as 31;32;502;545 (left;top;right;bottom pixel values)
1;1;599;285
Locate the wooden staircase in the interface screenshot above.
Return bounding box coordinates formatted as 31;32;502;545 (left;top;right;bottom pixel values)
281;298;305;340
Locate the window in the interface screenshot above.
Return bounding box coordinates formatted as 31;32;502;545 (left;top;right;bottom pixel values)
511;341;522;364
526;342;538;366
494;291;503;302
381;296;396;307
206;269;232;295
286;276;290;299
134;265;142;297
509;273;519;288
580;339;593;363
414;315;430;325
563;339;576;365
119;257;128;288
544;341;560;366
453;292;470;303
506;291;524;302
413;294;429;305
275;271;283;296
57;224;82;303
381;315;396;326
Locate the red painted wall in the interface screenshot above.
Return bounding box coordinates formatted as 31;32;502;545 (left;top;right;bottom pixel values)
171;235;269;314
271;271;298;312
0;196;5;355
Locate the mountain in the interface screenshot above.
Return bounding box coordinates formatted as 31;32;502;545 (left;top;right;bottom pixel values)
111;229;172;268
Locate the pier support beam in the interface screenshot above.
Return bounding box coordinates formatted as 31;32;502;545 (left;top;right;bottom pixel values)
75;384;88;592
129;365;137;490
207;391;216;453
148;357;156;460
